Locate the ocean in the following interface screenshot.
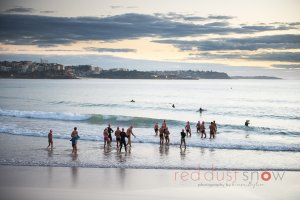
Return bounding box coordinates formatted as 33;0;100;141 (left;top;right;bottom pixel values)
0;78;300;170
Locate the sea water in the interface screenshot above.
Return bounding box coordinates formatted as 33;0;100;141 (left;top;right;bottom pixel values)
0;79;299;169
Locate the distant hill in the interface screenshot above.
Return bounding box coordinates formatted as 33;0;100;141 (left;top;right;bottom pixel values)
231;76;281;79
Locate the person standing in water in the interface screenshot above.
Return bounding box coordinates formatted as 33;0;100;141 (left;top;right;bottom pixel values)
165;127;170;145
119;128;127;152
185;121;191;136
213;120;217;135
159;126;164;145
47;129;53;149
107;124;113;145
162;120;167;133
103;128;110;148
196;121;201;133
126;125;136;147
209;122;215;139
71;127;80;154
154;123;159;136
200;121;206;138
115;127;121;148
180;129;186;149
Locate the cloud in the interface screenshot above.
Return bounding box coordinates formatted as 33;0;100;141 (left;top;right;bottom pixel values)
272;64;300;69
154;34;300;51
85;47;136;52
0;13;298;47
40;10;55;14
192;52;300;63
4;7;34;13
208;15;235;20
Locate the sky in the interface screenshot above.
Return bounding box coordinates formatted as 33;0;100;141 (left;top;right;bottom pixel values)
0;0;300;78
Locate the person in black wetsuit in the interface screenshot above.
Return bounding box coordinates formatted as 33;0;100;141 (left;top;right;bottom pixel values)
107;124;113;144
119;128;127;152
180;129;186;149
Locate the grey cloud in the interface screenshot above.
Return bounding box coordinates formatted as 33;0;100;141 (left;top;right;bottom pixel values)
85;47;136;52
40;10;55;14
0;13;297;47
4;7;34;13
192;52;300;63
272;64;300;69
208;15;235;20
154;34;300;51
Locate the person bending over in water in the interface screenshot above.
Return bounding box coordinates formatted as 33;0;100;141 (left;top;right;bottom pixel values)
180;129;186;149
120;128;127;152
165;127;170;145
115;127;121;148
154;123;159;136
185;121;191;136
70;127;80;154
159;126;164;145
200;121;206;138
196;121;201;133
47;129;53;149
107;124;113;145
209;122;215;139
103;128;110;148
126;125;136;147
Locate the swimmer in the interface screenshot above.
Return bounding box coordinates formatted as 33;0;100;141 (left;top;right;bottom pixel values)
180;129;186;149
115;127;121;148
245;120;250;126
103;128;110;148
165;127;170;145
119;128;127;152
107;124;113;145
154;123;159;136
197;107;206;113
70;127;80;154
196;121;201;133
209;122;215;139
47;129;53;149
130;99;135;103
172;104;175;108
159;126;164;145
185;121;191;136
200;121;206;138
126;125;136;147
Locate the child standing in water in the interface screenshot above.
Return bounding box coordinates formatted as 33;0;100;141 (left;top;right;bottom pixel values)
47;129;53;149
165;127;170;145
180;129;186;149
154;123;159;136
70;127;80;154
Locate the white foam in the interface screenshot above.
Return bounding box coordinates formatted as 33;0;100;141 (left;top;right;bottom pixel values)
0;108;90;121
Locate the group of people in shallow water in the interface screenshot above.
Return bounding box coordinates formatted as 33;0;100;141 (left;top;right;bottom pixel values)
47;120;218;154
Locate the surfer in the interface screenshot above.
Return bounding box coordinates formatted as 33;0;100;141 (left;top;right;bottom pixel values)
47;129;53;149
70;127;80;154
172;104;175;108
245;120;250;126
130;99;135;103
197;107;206;113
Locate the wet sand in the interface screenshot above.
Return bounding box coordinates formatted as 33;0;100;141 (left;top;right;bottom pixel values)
0;165;300;200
